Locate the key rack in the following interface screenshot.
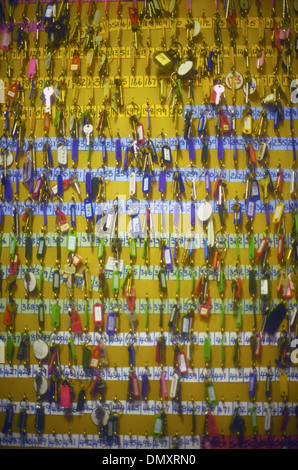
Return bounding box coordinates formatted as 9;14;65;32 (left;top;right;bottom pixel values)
0;0;297;450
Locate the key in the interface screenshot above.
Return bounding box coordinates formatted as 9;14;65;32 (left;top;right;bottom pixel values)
43;86;54;114
127;312;137;335
69;174;81;195
83;123;93;146
213;84;225;105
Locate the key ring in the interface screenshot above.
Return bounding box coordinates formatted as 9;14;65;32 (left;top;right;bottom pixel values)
109;397;123;416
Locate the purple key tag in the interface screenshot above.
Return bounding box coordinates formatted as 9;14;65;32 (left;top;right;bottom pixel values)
57;173;63;198
85;171;92;195
164;245;173;269
115;138;122;162
158;169;166;194
142;173;151;194
123;144;130;170
173;202;180;228
190;201;196;227
178;171;185;194
141;373;148;399
188;138;195;161
101;138;107;163
84;196;94;220
246;196;255;219
251;179;260;201
248;371;257;398
4;177;13;202
197;114;206;134
217;135;224;161
106;312;116;335
71;138;78;162
233;136;237;162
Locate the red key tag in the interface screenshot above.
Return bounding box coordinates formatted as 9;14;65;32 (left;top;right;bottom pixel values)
129;6;138;24
71;308;83;333
7;82;18;99
277;235;284;261
70;51;80;72
235;277;242;299
89;343;101;369
9;254;19;276
60;381;72;408
213;174;221;198
56;207;70;233
131;372;140;399
3;304;12;326
220;111;230;134
93;303;104;328
256;236;268;258
32;176;43;199
207;410;219;438
249;145;257;166
199;289;211;317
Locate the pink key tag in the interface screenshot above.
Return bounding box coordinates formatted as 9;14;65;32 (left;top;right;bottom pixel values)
1;32;11;50
60;382;72;408
27;57;37;78
160;372;168;398
279;27;290;40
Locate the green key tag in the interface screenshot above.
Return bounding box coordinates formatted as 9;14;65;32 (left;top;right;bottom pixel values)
204;336;211;363
248;234;255;261
68;336;77;361
97;238;104;260
9;235;17;259
112;270;120;294
129;238;137;258
158;268;167;293
82;347;93;374
51;302;60;328
206;381;217;407
5;335;14;362
152;413;164;438
250;406;258;433
236;303;242;329
294;212;298;234
67;230;77;253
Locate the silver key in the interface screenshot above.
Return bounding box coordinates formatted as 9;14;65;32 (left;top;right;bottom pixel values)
213;84;225;105
127;313;137;334
83;123;93;146
43;86;54;114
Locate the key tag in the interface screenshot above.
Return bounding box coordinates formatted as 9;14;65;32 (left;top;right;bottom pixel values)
60;380;72;408
152;413;165;438
131;372;140;399
71;308;83;333
7;82;18;100
106;311;116;335
93;302;104;328
199;289;211;317
89;342;102;369
70;50;80;72
67;230;77;254
206;380;217;407
177;350;188;375
51;302;61;329
33;335;49;362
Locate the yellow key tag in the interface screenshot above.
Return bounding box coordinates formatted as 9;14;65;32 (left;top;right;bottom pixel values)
279;371;288;399
272;202;284;224
242;113;252;135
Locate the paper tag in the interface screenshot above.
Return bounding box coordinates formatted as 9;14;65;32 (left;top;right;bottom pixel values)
106;257;124;273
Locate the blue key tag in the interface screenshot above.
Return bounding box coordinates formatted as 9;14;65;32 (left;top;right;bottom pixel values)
70;202;76;227
57;173;63;198
142;174;151;194
246;196;255;219
178;171;185;194
71;138;78;162
84;196;93;220
106;311;116;335
248;371;257;398
197;113;206;134
115;137;122;162
190;201;196;227
251;178;260;200
85;171;92;195
164;245;173;269
217;135;224;161
67;230;77;253
173;202;180;230
158;169;166;194
188;138;195;161
4;177;13;202
162;144;172;164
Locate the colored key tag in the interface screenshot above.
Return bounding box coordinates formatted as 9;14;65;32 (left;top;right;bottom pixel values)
93;303;104;328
